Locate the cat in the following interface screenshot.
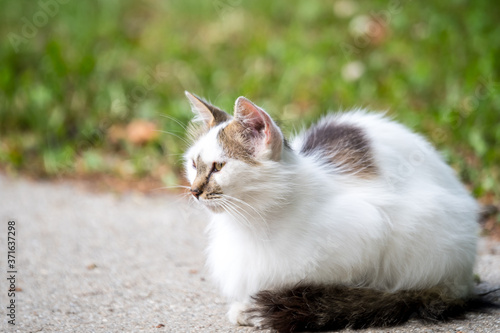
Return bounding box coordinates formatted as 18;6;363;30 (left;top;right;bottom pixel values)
182;91;479;331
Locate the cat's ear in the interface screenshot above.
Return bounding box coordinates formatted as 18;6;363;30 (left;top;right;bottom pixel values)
185;91;231;127
234;96;283;161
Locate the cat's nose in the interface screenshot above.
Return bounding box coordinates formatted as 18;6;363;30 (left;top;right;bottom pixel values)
190;188;202;199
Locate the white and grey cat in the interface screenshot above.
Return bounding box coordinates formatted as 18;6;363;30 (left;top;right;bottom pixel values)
183;92;479;331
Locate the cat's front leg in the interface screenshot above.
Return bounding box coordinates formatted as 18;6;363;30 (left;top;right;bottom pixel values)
228;301;262;327
228;302;251;326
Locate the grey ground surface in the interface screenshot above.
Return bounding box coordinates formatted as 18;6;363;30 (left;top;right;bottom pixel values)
0;173;499;333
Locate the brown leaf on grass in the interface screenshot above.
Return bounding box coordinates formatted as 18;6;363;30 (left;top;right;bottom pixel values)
107;125;127;144
126;119;158;145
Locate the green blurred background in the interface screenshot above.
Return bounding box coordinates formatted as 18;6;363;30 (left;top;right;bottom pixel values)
0;0;499;209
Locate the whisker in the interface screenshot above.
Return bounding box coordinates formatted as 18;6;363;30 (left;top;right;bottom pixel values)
219;199;254;230
155;129;190;146
160;190;195;208
160;152;186;158
222;194;267;225
151;185;191;191
157;113;188;131
222;197;268;236
217;200;244;227
218;201;245;228
222;195;271;238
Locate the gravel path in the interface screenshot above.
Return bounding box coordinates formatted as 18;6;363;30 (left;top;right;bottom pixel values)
0;174;499;333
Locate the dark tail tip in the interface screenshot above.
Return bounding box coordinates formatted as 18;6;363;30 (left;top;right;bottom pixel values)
248;284;500;332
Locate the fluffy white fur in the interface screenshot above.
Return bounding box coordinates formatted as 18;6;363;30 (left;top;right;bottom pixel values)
184;99;478;326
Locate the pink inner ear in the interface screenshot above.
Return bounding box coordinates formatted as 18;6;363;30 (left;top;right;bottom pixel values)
234;96;283;161
235;97;267;135
244;111;265;133
263;126;272;144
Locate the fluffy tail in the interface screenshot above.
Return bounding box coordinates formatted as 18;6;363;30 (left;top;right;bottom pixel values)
248;284;488;332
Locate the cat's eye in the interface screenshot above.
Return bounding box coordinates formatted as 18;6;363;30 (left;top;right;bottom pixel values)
213;162;225;172
192;160;196;169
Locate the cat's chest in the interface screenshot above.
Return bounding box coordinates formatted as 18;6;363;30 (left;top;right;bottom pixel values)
206;213;325;299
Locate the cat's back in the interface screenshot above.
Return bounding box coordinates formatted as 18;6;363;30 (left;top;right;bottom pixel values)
294;111;381;178
293;110;461;190
292;110;478;294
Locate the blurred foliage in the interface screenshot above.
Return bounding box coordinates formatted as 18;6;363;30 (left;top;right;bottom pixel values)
0;0;499;201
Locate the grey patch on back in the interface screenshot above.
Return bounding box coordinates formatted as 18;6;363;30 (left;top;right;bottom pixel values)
300;120;377;177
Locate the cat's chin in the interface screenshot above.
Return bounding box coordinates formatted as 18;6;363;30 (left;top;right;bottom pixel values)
202;201;225;213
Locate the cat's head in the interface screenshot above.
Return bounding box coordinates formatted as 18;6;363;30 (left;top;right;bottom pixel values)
183;92;285;212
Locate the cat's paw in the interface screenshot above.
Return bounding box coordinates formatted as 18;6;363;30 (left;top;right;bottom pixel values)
228;302;260;327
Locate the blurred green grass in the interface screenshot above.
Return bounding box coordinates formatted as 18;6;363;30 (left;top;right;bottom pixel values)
0;0;499;204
